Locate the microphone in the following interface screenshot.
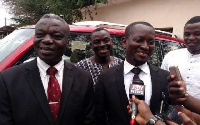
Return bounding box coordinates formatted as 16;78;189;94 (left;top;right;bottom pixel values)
129;79;145;125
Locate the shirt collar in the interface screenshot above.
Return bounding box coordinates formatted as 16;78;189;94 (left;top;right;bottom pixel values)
186;48;200;58
124;59;149;75
37;57;64;77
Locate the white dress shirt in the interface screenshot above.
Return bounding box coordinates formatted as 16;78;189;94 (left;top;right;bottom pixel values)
124;60;152;105
37;57;64;96
161;48;200;98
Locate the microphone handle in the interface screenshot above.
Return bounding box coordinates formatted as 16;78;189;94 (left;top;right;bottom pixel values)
131;101;137;117
130;98;137;125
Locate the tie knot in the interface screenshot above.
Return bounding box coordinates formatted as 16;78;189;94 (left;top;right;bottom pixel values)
131;67;141;75
47;67;57;76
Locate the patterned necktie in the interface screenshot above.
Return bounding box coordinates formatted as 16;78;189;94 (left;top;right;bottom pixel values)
47;67;61;122
131;67;145;100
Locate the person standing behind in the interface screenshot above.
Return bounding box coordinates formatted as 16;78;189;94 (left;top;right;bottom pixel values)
161;16;200;98
95;22;170;125
0;14;95;125
76;28;123;85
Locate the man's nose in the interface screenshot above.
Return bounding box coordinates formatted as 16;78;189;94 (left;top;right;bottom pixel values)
42;34;53;43
99;41;106;46
188;34;195;41
141;41;149;50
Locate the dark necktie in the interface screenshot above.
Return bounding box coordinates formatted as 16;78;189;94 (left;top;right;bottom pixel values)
131;67;142;81
131;67;145;100
47;67;61;122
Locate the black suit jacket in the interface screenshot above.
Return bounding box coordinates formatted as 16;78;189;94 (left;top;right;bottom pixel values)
0;59;95;125
95;62;169;125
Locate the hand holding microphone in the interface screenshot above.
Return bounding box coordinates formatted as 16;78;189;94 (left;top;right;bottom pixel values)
131;95;155;125
129;79;145;125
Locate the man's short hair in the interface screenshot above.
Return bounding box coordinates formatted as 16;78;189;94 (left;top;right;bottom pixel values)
185;16;200;25
125;21;154;39
40;13;67;24
37;13;69;36
90;28;110;39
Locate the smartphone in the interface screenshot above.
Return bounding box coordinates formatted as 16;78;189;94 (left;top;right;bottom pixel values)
162;102;182;125
169;66;186;103
169;66;182;81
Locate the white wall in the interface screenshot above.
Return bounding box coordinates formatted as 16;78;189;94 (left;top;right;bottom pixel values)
82;0;200;38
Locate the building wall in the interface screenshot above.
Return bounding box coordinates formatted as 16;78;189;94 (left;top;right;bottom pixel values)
82;0;200;38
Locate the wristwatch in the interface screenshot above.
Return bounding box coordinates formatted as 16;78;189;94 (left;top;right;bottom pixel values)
146;116;159;125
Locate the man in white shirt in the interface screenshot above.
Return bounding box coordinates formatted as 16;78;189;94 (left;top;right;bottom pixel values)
95;21;170;125
0;14;95;125
161;16;200;98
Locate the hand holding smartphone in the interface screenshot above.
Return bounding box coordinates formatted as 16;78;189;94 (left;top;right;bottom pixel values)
169;66;182;81
169;66;187;102
162;102;182;124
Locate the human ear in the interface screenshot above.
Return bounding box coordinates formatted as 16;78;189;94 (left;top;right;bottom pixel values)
122;36;127;49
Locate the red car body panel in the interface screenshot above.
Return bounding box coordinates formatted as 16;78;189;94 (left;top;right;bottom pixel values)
0;25;184;71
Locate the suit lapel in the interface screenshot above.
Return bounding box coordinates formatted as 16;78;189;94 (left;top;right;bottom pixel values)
149;64;161;111
115;63;130;122
57;61;73;123
25;59;54;125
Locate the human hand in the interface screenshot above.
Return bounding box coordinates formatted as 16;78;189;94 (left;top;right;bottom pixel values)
127;104;132;115
174;106;200;124
168;75;188;102
131;95;153;125
166;111;197;125
166;105;197;125
174;106;193;119
178;112;197;125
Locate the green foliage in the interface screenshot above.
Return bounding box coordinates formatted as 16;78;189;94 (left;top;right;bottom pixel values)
2;0;108;26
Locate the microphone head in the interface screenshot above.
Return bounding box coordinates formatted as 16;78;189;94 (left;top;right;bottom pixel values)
129;79;145;99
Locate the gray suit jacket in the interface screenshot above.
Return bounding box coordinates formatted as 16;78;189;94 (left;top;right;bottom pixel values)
95;62;169;125
0;59;95;125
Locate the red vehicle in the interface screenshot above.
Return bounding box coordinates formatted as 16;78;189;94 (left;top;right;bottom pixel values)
0;21;185;71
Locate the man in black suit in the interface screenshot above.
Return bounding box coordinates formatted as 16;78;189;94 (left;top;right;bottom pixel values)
0;14;95;125
95;22;169;125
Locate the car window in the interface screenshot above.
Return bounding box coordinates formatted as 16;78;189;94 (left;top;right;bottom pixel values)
160;40;185;56
149;40;163;66
0;28;35;63
69;32;91;63
112;35;125;60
